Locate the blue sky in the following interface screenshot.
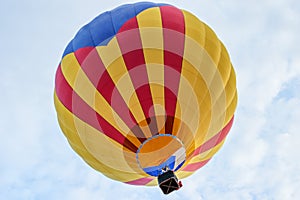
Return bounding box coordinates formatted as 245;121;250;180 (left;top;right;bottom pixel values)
1;0;300;199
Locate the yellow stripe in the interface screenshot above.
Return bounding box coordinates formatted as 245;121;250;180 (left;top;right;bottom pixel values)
175;72;200;133
137;7;163;37
177;170;194;180
145;179;157;186
137;7;166;133
182;10;229;145
176;60;211;149
182;10;237;126
224;68;238;124
217;43;233;84
146;69;165;133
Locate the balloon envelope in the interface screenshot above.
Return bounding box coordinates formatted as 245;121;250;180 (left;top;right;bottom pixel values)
54;2;237;186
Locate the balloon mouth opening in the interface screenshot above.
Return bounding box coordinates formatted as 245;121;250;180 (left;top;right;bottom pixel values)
136;134;186;176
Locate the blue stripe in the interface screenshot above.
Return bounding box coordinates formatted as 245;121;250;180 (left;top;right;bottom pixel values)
143;156;176;176
62;2;169;57
175;161;185;171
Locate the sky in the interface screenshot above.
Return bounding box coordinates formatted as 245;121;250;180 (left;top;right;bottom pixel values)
1;0;300;199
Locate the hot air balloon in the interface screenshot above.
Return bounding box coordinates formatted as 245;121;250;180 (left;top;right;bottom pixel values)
54;2;237;194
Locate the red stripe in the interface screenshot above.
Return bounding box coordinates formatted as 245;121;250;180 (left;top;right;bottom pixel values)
191;116;234;158
72;47;142;139
125;177;153;185
126;63;154;120
116;17;156;134
160;6;185;34
160;6;185;134
95;69;141;133
161;5;185;67
55;65;138;152
76;48;106;87
164;88;177;134
116;18;142;65
134;85;158;134
182;159;210;172
74;47;94;65
118;16;139;33
55;65;73;110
